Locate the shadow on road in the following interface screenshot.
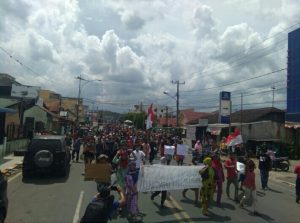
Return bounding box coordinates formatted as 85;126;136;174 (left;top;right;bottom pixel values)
21;165;70;185
154;211;231;223
246;209;275;222
266;187;283;194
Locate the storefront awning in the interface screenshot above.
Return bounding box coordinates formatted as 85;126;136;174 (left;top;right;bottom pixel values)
0;107;16;113
285;122;300;129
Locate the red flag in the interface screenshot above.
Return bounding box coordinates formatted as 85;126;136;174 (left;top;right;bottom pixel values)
146;104;155;129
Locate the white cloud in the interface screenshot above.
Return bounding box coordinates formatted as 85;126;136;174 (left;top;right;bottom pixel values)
0;0;299;113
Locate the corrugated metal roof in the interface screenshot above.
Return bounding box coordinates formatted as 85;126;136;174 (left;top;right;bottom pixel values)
0;98;20;107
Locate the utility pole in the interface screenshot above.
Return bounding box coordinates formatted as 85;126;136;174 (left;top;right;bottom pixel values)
271;86;275;108
241;93;243;134
76;75;83;126
172;80;185;127
166;106;169;127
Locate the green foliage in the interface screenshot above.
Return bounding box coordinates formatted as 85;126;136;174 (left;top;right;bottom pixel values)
286;143;300;160
122;112;147;129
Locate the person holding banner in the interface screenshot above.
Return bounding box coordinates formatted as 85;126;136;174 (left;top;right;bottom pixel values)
150;157;168;208
199;157;216;216
175;141;186;166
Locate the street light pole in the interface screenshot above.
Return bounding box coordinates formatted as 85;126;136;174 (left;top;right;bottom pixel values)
75;75;102;126
172;80;185;127
163;80;185;127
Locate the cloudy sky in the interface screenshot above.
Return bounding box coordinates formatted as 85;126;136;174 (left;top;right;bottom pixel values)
1;0;300;113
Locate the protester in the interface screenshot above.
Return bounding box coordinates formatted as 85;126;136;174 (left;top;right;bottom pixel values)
212;153;225;206
149;138;157;165
151;157;168;208
83;139;96;164
112;141;135;190
175;140;185;166
182;157;200;205
72;137;81;162
142;139;151;164
294;163;300;203
80;183;125;223
258;147;272;190
224;153;239;201
133;142;146;171
239;159;258;215
125;161;140;220
199;157;215;216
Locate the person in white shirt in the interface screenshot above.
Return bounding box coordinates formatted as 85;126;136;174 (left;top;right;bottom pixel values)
133;142;145;170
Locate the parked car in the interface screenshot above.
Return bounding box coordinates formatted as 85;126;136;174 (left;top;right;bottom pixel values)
22;135;71;178
0;171;8;223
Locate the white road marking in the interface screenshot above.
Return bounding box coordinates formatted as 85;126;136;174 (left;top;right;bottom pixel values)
72;190;84;223
8;172;22;183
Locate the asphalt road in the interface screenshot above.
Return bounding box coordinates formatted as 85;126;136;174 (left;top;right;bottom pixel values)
6;156;300;223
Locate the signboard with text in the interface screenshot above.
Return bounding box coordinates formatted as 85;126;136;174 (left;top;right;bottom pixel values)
219;91;231;124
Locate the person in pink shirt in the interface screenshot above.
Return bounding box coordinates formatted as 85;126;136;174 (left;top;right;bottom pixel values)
294;163;300;203
224;153;239;201
240;159;258;215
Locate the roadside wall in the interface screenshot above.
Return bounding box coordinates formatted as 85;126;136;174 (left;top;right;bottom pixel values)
0;137;28;159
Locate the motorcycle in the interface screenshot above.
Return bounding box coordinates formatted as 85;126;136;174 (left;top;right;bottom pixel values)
272;156;290;171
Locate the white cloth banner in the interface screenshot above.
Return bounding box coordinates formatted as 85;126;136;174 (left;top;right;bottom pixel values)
176;144;188;156
164;145;175;155
137;165;205;192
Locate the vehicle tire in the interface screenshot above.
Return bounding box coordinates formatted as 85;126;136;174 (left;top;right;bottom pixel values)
280;162;289;171
0;208;5;223
34;150;53;168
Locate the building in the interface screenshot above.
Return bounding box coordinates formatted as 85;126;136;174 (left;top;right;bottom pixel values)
287;28;300;122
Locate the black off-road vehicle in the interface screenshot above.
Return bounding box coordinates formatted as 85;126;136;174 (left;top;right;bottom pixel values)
0;171;8;223
22;135;71;178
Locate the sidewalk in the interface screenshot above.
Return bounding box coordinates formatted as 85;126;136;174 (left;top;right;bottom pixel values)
0;154;23;176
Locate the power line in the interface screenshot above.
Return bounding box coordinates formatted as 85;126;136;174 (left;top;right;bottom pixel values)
182;68;286;93
0;46;43;77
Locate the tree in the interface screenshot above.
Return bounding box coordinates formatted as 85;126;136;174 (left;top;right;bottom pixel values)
122;112;147;129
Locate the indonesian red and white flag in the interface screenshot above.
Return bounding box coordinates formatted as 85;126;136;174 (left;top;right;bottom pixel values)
226;129;243;146
146;104;155;130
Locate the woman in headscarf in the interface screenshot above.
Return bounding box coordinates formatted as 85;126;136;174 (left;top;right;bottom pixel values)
199;157;215;216
125;161;139;220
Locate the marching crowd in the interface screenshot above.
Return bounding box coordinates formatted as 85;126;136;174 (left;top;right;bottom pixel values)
65;124;300;223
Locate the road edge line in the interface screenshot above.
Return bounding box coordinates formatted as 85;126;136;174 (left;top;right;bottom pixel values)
169;195;194;223
8;172;22;183
72;190;84;223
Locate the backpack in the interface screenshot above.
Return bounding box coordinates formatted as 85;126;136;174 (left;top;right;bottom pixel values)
80;195;114;223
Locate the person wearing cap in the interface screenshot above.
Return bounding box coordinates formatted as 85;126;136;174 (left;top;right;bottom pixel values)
151;157;168;208
199;157;215;216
